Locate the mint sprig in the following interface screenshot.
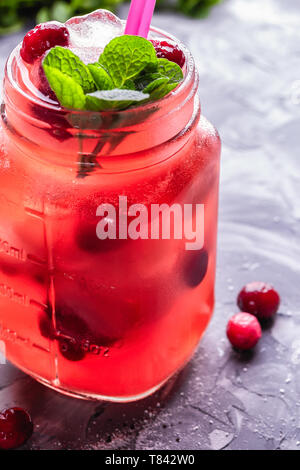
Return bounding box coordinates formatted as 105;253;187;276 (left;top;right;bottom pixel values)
42;35;184;112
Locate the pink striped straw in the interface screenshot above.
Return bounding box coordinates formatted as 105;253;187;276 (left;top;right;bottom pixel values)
125;0;157;38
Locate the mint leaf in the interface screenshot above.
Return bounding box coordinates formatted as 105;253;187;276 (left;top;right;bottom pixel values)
43;46;96;93
43;65;86;110
88;62;135;91
134;58;183;103
143;77;171;94
87;63;114;90
41;39;183;112
135;74;169;92
147;82;179;101
121;79;136;90
86;89;149;111
99;35;157;88
134;59;183;103
135;73;163;90
157;58;184;83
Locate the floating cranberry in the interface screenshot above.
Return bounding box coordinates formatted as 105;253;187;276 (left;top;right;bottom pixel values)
151;39;185;67
227;312;262;351
47;127;73;142
76;223;105;252
31;104;72;142
58;337;85;362
39;312;55;341
29;58;57;101
75;218;127;253
21;21;69;64
184;249;209;287
237;282;280;320
38;304;86;361
76;225;123;252
0;408;33;450
38;302;117;361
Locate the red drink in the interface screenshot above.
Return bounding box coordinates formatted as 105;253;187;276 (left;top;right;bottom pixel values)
0;11;220;401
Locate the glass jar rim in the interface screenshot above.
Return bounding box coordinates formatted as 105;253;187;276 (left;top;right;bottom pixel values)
5;24;196;119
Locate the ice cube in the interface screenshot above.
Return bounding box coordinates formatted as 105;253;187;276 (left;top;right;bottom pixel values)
68;46;103;65
66;9;124;52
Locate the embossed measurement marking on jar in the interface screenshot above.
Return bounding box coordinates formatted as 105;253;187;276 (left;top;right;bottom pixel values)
0;236;47;266
0;238;26;261
24;206;45;219
0;282;30;306
23;206;52;267
0;276;48;310
21;206;114;359
56;332;111;358
0;322;50;353
0;276;49;354
0;244;47;267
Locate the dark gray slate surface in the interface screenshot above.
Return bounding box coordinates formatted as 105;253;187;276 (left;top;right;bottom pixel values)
0;0;300;450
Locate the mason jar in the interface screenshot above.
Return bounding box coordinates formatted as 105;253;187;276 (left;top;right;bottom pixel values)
0;26;221;401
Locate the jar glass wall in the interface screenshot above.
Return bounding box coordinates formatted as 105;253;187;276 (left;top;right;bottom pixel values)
0;26;221;401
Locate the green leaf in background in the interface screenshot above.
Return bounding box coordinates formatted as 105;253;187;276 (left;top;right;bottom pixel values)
0;1;224;36
177;0;223;17
99;35;158;88
86;89;149;111
36;7;52;24
43;46;96;93
51;1;73;23
43;65;86;109
37;1;73;24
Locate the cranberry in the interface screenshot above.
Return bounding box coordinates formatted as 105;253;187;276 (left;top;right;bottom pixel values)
237;282;280;320
39;309;56;341
39;303;117;361
30;58;57;101
75;212;128;253
76;224;126;253
20;21;69;64
184;249;209;287
31;104;72;142
38;304;86;361
0;408;33;450
151;39;185;67
227;312;262;351
58;337;85;362
76;223;102;253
